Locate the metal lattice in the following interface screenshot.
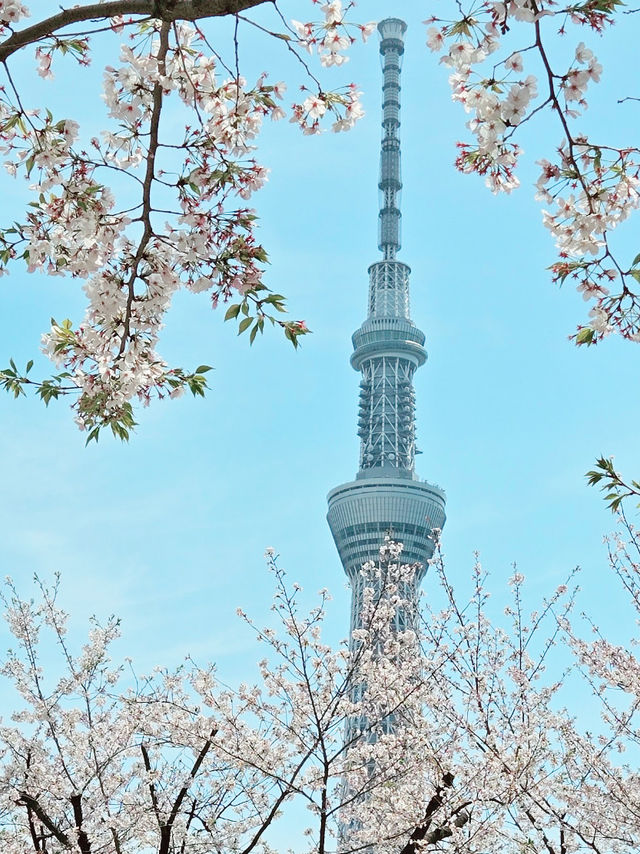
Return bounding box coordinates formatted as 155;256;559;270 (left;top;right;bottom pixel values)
357;357;416;471
367;260;410;318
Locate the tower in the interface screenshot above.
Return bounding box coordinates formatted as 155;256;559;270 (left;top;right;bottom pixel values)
327;18;446;639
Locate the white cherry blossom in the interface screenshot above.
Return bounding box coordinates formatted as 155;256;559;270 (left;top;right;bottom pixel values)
0;2;366;437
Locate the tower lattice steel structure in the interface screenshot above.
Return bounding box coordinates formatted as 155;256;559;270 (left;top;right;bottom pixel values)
327;18;446;639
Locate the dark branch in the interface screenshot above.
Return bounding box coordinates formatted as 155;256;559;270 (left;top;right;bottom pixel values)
70;794;92;854
116;17;171;357
0;0;270;62
399;772;466;854
17;793;71;849
140;743;162;826
158;728;217;854
25;802;42;852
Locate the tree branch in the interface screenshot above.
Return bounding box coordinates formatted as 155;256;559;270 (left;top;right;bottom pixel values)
17;793;71;849
25;802;42;852
0;0;270;62
69;794;92;854
140;743;162;826
158;728;217;854
399;772;465;854
117;17;169;357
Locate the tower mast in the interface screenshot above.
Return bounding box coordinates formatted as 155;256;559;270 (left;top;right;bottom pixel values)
327;19;446;639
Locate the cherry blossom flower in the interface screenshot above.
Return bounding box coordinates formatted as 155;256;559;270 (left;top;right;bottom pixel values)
423;1;639;346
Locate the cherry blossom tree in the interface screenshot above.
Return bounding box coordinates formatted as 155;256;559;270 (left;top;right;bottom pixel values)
0;546;440;854
567;511;640;844
0;1;638;440
424;0;639;347
0;0;372;441
2;534;640;854
0;0;638;440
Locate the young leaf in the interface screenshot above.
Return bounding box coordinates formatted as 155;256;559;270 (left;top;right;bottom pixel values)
576;327;594;345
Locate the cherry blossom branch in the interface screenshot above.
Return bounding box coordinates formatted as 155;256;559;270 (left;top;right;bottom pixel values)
21;757;41;854
399;773;464;854
533;13;592;208
237;12;325;93
69;794;92;854
16;793;70;849
426;0;640;346
0;0;270;61
0;1;371;437
140;744;163;827
117;20;170;358
159;729;217;854
524;808;562;854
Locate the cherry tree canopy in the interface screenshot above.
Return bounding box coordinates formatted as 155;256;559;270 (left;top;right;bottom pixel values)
0;0;637;440
2;533;640;853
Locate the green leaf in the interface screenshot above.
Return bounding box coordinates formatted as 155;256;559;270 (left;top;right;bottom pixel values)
25;360;33;373
85;427;100;446
632;252;640;267
249;324;258;345
110;421;131;442
628;269;640;283
194;365;212;374
224;304;240;321
592;146;602;171
576;327;594;345
238;317;253;334
188;377;206;398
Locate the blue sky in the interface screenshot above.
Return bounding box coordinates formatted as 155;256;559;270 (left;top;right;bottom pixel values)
0;0;639;695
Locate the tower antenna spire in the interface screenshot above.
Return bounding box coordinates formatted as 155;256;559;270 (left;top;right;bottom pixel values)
377;18;406;260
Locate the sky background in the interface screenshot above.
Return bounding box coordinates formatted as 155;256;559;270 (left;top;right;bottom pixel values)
0;0;639;718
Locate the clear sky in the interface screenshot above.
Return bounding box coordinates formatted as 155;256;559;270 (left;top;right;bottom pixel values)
0;0;639;706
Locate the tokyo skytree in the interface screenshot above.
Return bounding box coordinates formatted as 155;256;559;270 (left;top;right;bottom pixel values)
327;18;446;641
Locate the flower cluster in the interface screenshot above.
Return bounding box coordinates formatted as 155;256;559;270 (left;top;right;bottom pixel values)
3;535;640;853
0;0;28;29
560;42;602;114
424;0;639;345
0;2;368;437
291;82;364;134
292;0;375;67
427;22;538;194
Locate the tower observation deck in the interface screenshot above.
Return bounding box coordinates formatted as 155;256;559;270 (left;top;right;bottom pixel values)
327;18;446;637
